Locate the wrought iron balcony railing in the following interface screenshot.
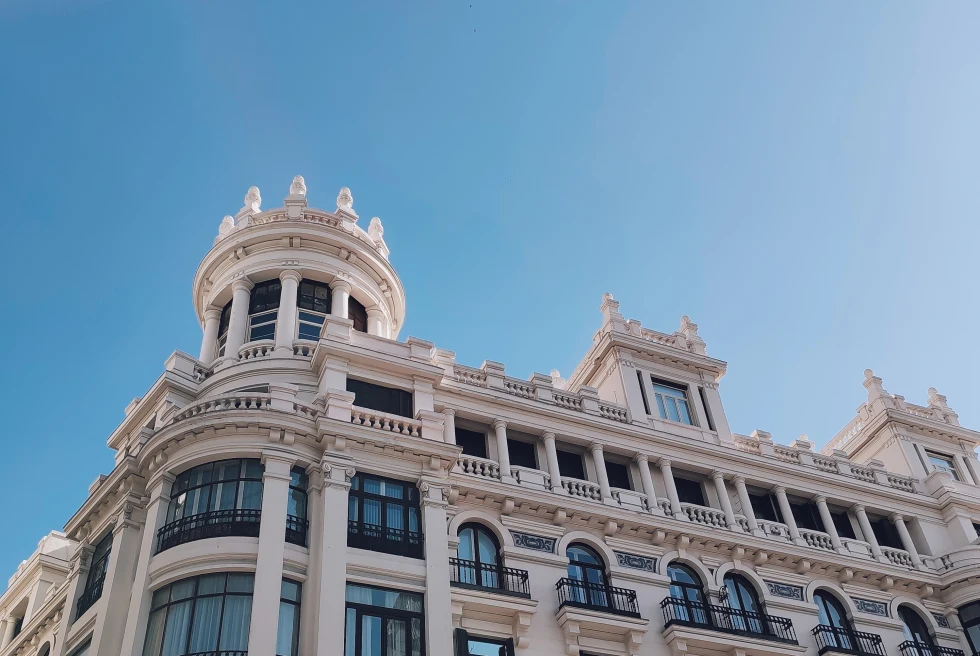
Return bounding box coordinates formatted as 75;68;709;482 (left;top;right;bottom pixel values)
347;520;424;559
156;509;261;553
555;577;640;618
813;625;886;656
898;642;965;656
285;515;309;547
75;574;105;619
661;597;797;644
449;557;531;597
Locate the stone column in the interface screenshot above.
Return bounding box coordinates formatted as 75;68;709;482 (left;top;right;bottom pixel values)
590;443;614;503
1;617;17;649
492;419;513;481
890;513;923;568
814;496;843;551
711;471;738;530
224;278;253;359
635;454;659;514
87;503;144;656
443;408;457;445
419;480;454;656
199;307;222;363
51;542;95;656
366;306;384;336
659;459;684;518
274;270;302;355
118;475;174;656
733;476;760;535
248;454;294;656
316;459;354;656
330;279;351;319
853;505;883;560
543;432;563;493
300;464;324;656
774;486;803;545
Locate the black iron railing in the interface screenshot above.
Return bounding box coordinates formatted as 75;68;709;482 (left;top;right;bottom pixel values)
285;515;308;547
75;574;105;618
899;643;965;656
185;652;248;656
347;520;424;559
156;509;261;553
661;597;797;643
449;557;530;597
813;625;886;656
556;577;640;617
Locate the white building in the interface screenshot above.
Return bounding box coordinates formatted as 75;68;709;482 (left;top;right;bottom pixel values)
3;176;980;656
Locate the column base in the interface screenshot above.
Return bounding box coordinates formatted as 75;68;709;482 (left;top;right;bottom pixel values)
273;345;294;358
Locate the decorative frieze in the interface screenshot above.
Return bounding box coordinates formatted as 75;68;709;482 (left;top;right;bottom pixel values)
510;531;555;553
933;613;950;628
764;580;803;601
614;551;657;572
853;598;889;617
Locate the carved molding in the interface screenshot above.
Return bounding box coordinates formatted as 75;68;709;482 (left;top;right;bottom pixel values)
510;531;555;553
615;551;657;572
764;580;803;601
852;597;889;617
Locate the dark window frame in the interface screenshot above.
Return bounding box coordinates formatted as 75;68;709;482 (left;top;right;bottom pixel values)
347;473;423;559
277;579;302;656
556;449;586;481
668;562;709;624
674;476;707;506
455;427;488;459
286;468;309;547
217;301;233;357
605;460;632;491
344;584;425;656
507;439;538;470
349;296;368;333
454;629;515;656
347;378;414;419
76;532;113;619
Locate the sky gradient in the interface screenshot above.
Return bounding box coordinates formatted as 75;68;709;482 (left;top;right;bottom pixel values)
1;1;978;577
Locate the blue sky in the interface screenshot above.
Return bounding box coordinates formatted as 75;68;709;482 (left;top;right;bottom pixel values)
1;1;978;576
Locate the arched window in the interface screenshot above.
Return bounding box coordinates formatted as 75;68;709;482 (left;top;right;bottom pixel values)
566;544;609;607
723;573;765;634
899;606;937;656
667;563;708;625
814;590;857;651
455;523;501;588
38;643;51;656
959;601;980;655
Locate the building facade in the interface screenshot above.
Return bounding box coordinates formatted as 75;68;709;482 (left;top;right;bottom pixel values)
3;176;980;656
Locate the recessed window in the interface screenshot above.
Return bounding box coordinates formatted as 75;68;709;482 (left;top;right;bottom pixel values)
605;461;631;490
650;377;695;426
347;379;413;418
507;439;537;469
456;427;488;459
347;473;422;559
749;493;781;523
297;279;331;340
248;279;282;342
344;584;424;656
831;510;856;539
673;476;706;506
276;579;302;656
349;296;368;333
790;501;822;532
870;515;904;550
959;600;980;655
455;630;515;656
286;468;309;547
216;300;233;357
76;532;113;619
557;449;586;481
926;451;960;480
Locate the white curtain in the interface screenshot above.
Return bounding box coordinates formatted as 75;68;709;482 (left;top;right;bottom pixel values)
386;619;406;656
160;601;192;656
218;596;252;652
187;596;222;653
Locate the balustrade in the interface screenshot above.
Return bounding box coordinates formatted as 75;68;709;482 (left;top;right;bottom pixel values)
171;394;270;424
561;477;602;501
661;597;797;643
350;407;421;436
457;455;501;480
881;546;915;568
757;519;793;541
800;528;836;551
680;503;728;528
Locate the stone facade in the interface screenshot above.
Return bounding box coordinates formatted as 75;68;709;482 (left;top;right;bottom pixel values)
3;177;980;656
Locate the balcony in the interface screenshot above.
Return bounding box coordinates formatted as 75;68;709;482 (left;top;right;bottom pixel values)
556;577;640;618
661;598;797;644
347;519;423;559
285;515;308;547
812;625;886;656
74;575;105;619
449;557;531;597
156;509;261;553
898;643;965;656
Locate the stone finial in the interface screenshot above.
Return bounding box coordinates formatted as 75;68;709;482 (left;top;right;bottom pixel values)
679;315;707;355
680;315;698;337
244;186;261;213
337;187;354;212
551;369;567;390
599;293;624;329
218;215;235;236
368;217;384;242
289;175;307;196
927;387;948;409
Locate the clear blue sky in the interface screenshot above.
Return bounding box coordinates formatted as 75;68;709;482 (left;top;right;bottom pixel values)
1;2;978;577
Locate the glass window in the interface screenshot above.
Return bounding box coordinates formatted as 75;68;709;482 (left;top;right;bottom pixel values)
247;279;282;342
455;630;514;656
566;544;608;607
349;297;368;333
348;473;423;558
507;439;537;470
455;428;487;459
556;449;586;481
605;461;631;490
158;459;264;553
667;563;708;625
723;574;765;634
67;640;90;656
276;579;302;656
899;607;937;656
959;601;980;655
831;511;856;539
142;573;254;656
455;524;501;588
217;301;233;357
650;377;695;426
815;591;856;650
297;279;331;340
286;468;309;547
870;516;904;550
76;532;113;618
749;493;781;523
347;379;414;419
344;584;423;656
926;452;960;480
673;476;706;506
790;501;821;531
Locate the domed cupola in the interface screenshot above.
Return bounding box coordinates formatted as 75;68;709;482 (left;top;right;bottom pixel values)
192;176;406;366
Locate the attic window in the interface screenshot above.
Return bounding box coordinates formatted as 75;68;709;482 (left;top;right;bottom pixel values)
926;451;960;480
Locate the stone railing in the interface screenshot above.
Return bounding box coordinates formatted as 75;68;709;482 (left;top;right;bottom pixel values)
842;538;874;559
503;378;535;399
512;466;551;489
238;340;275;360
292;401;320;421
452;365;488;387
171;394;271;423
562;477;602;501
657;498;673;515
800;528;836;551
457;455;501;480
757;519;792;541
772;445;801;464
611;488;650;512
350;407;421;436
811;454;839;473
850;465;876;483
881;546;914;568
599;402;630;422
886;474;917;492
193;364;213;382
732;434;762;455
734;515;750;531
553;391;584;411
293;342;315;357
679;503;727;528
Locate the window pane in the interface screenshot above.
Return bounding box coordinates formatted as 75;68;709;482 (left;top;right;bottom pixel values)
348;497;359;522
345;609;357;656
411;619;421;656
676;398;693;425
196;574;226;596
387;619;407;656
655;394;668;419
362;615;382;656
281;580;301;602
226;573;254;593
276;601;299;656
383;482;404;500
187;596;223;653
364;500;382;526
466;638;509;656
170;580;196;601
218;595;252;651
240;481;263;510
160;600;193;656
142;610;166;656
364;478;382;495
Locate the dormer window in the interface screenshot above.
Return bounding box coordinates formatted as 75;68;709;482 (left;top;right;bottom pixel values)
248;279;281;342
297;279;331;340
651;378;694;425
926;451;960;480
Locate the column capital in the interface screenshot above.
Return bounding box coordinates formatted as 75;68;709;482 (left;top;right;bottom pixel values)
889;512;906;524
589;441;604;454
366;306;383;317
491;418;507;431
279;269;303;285
732;474;747;486
329;278;352;293
442;407;457;418
659;458;673;468
232;278;254;293
772;485;787;496
710;470;725;481
542;431;556;442
203;306;223;322
634;453;649;464
261;452;296;479
852;503;866;514
813;495;828;505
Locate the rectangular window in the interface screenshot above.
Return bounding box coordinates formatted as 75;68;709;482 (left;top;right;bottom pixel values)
507;439;537;469
673;476;706;506
344;584;424;656
347;379;414;418
276;579;302;656
216;301;232;357
698;387;716;431
605;461;631;490
749;493;781;523
636;370;651;415
650;377;695;426
455;428;488;459
348;473;423;559
76;532;113;619
831;510;856;539
870;516;904;550
454;629;515;656
790;501;821;532
247;280;282;342
296;279;331;341
556;449;586;481
926;451;960;480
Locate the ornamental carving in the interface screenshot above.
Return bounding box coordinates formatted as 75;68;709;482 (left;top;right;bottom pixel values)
510;531;555;553
852;597;888;617
933;613;950;628
764;580;803;600
614;551;656;572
